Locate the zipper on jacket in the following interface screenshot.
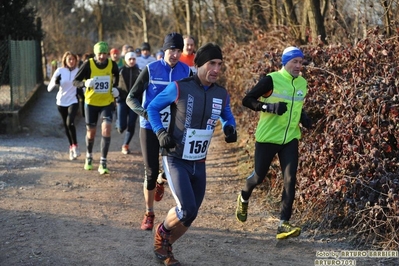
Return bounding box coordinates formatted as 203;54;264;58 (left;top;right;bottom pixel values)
200;87;207;126
282;78;296;144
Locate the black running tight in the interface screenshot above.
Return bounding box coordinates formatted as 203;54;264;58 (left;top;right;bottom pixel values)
140;127;161;190
57;104;79;146
242;139;299;221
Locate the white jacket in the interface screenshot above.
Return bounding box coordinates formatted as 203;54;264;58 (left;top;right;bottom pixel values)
136;56;156;70
48;67;79;106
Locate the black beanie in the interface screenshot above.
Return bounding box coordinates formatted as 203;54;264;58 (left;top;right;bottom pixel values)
162;33;184;51
194;43;223;67
141;42;151;51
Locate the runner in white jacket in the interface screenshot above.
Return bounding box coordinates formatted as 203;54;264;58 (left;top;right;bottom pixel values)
47;51;81;160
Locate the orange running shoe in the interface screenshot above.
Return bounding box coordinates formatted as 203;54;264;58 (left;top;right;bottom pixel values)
140;212;155;230
155;182;165;202
153;223;180;265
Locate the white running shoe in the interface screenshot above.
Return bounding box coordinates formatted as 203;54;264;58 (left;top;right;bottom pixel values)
69;148;74;160
72;144;81;159
121;144;130;154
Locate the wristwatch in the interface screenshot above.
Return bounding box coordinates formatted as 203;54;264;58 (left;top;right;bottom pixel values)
262;104;267;111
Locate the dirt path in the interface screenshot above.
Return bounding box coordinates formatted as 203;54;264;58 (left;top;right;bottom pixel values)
0;86;396;266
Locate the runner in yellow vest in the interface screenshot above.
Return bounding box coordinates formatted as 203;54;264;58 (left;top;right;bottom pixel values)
235;46;313;240
73;41;120;174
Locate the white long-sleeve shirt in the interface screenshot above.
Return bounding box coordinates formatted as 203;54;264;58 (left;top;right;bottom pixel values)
47;67;79;106
136;55;156;70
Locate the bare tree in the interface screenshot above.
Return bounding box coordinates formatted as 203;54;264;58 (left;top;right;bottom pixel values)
250;0;267;28
28;0;93;56
185;0;191;35
220;0;237;36
193;0;203;45
270;0;278;25
91;0;105;41
282;0;302;42
328;0;351;43
307;0;327;44
235;0;245;18
212;0;221;42
30;0;399;58
380;0;392;36
171;0;185;33
121;0;148;44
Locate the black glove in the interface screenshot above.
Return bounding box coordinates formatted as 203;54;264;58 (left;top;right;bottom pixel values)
223;125;237;143
300;111;312;129
262;102;288;115
156;129;176;149
55;74;61;85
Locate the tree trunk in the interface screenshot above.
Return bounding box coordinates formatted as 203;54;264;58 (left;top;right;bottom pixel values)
94;0;104;41
250;0;267;29
249;0;267;27
300;0;309;44
221;0;235;35
194;0;202;46
235;0;244;17
271;0;278;26
362;0;368;38
282;0;301;41
142;5;148;42
321;0;329;17
380;0;392;36
185;0;191;35
212;0;220;42
331;0;348;32
307;0;327;44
